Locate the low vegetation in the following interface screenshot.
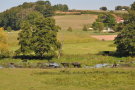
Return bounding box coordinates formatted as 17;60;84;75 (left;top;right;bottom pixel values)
1;68;135;90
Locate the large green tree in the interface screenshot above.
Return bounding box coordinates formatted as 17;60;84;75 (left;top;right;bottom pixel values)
114;2;135;56
31;17;61;57
17;12;61;58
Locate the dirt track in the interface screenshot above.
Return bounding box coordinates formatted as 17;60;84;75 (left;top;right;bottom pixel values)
91;35;117;41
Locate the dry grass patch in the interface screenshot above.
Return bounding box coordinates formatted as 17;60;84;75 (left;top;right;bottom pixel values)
54;14;97;30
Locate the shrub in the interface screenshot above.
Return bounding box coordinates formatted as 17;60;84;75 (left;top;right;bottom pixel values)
67;27;72;32
82;25;88;31
7;26;12;32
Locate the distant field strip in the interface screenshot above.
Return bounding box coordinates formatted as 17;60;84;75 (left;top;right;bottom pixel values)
91;35;117;41
54;14;97;30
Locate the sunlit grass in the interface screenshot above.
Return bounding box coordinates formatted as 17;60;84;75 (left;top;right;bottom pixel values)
0;68;135;90
54;14;97;30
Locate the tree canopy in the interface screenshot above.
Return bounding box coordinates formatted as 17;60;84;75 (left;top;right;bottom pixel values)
115;6;130;10
53;4;69;12
100;7;107;11
0;1;54;30
114;2;135;56
16;12;61;58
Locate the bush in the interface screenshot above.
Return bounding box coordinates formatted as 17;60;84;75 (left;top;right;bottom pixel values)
82;25;88;31
7;26;12;32
67;27;72;32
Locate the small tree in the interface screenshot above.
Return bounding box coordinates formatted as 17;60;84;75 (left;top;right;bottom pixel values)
115;6;130;10
100;7;107;11
115;6;122;10
92;22;104;32
7;26;12;32
67;27;72;32
82;25;88;31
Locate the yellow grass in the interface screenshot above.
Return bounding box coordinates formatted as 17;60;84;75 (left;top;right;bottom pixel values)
54;14;97;30
0;68;135;90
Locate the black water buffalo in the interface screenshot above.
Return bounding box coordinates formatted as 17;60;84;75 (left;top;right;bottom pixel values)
72;62;81;68
61;63;70;68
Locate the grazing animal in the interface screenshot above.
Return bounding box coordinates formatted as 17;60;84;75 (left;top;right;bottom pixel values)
112;62;117;68
72;62;81;68
61;63;70;68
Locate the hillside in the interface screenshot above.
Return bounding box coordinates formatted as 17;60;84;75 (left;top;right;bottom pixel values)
54;14;97;30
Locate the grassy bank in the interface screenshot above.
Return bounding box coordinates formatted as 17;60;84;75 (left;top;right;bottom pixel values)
0;68;135;90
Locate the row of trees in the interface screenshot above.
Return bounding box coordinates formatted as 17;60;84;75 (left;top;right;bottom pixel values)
0;1;69;30
53;4;69;12
115;6;130;10
100;6;130;11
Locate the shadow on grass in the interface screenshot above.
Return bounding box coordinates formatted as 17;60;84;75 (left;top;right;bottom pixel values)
97;51;135;58
13;55;54;60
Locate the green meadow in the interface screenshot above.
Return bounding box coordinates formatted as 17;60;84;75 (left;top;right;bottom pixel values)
0;68;135;90
1;14;135;90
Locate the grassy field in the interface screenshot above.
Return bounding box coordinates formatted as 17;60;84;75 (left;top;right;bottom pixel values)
7;30;116;55
1;14;135;90
0;68;135;90
54;14;97;30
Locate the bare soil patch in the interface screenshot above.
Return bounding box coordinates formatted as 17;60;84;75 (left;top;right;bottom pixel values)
91;35;117;41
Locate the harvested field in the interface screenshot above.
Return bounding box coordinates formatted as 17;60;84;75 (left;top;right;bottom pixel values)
54;14;97;30
91;35;117;41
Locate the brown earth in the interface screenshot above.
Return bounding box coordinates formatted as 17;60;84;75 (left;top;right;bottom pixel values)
91;35;117;41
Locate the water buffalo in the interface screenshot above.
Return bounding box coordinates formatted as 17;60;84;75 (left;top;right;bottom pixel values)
72;62;81;68
61;63;70;68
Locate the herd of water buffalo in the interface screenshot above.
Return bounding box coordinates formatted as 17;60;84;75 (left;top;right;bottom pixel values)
7;62;82;69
